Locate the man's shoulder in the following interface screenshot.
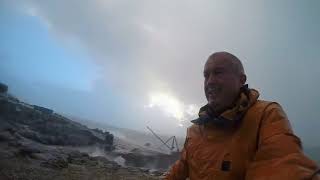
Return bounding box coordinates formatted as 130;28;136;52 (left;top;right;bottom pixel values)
246;100;288;123
185;124;203;138
252;99;272;108
249;99;282;112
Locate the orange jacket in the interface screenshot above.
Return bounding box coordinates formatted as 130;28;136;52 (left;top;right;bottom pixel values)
166;89;319;180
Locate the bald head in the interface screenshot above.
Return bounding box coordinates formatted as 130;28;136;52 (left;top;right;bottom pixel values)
204;51;247;113
207;51;245;76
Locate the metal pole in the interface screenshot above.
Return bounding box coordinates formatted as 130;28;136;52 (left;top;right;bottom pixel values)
158;136;174;149
174;136;180;152
146;126;171;150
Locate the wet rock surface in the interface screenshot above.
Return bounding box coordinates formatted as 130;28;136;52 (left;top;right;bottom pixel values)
121;150;179;169
0;142;163;180
0;93;114;148
0;90;166;179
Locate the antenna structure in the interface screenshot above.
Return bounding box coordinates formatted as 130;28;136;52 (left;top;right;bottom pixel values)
146;126;179;152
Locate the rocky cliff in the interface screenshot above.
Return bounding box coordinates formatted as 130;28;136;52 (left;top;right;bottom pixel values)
0;84;166;179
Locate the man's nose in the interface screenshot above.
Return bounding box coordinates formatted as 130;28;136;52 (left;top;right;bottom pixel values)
206;73;216;85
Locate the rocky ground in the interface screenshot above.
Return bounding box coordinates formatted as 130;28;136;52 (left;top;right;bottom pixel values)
0;87;169;180
0;140;164;180
0;140;163;179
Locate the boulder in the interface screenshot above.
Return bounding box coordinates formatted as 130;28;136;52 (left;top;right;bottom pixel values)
33;105;53;115
0;82;8;93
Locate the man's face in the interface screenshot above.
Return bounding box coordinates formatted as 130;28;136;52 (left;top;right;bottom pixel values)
204;55;244;113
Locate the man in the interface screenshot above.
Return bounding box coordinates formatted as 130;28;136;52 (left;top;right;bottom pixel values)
165;52;319;180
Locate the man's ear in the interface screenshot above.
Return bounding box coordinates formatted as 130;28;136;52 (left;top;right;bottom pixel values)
240;74;247;84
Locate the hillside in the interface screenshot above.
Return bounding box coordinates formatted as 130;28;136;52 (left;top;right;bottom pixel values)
0;85;169;179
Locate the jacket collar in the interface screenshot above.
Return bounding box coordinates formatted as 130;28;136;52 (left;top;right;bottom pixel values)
191;85;259;127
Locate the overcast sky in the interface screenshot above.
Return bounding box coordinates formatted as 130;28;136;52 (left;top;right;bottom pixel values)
1;0;319;146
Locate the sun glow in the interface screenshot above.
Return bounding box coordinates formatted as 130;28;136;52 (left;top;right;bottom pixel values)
146;92;199;127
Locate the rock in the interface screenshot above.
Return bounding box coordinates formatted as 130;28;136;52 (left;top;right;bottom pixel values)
19;143;42;155
3;93;174;179
0;118;16;132
68;150;89;159
139;167;150;173
114;156;126;166
0;83;8;93
41;156;69;169
104;144;114;151
30;152;52;161
0;93;114;148
0;149;16;159
7;140;21;147
18;126;42;143
0;131;15;142
149;169;165;176
33;105;53;115
121;151;179;169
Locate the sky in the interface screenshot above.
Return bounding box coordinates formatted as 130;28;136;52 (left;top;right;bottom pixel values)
1;0;320;146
